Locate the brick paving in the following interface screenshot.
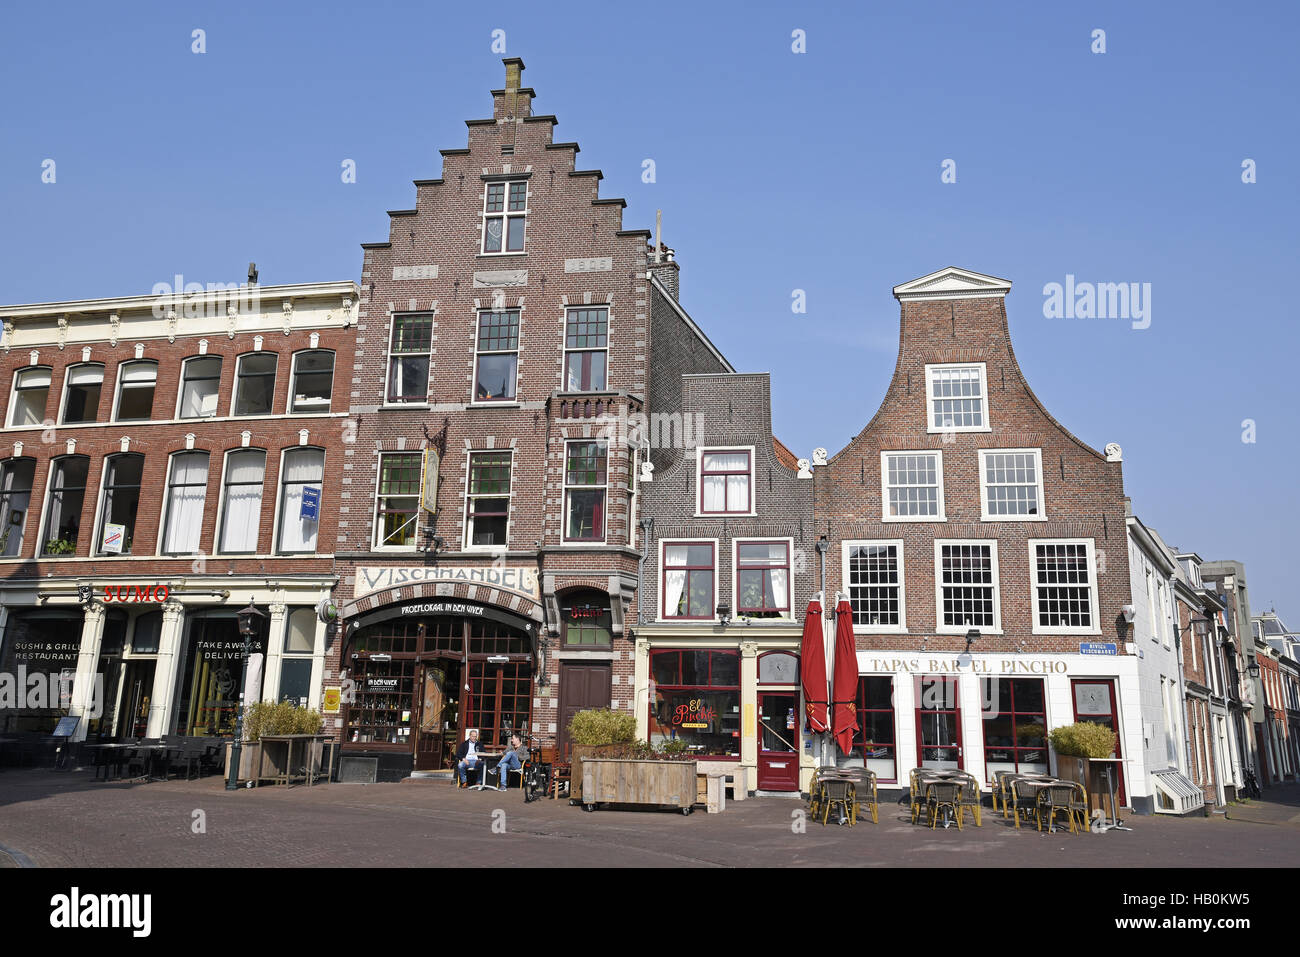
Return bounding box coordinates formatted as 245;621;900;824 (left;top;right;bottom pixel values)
1;769;1298;868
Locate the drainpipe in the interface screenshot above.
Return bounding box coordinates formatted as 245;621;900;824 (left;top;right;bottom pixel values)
637;518;653;626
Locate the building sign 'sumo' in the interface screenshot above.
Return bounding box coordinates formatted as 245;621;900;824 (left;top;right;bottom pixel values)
103;584;170;603
353;565;540;603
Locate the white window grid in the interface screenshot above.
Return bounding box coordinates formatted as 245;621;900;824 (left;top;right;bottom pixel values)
480;180;528;254
979;448;1046;521
1029;539;1100;635
880;450;945;521
934;539;1001;633
463;449;513;550
925;363;990;433
842;539;907;633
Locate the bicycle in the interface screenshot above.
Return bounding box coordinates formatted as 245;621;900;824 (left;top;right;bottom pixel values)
1243;766;1262;800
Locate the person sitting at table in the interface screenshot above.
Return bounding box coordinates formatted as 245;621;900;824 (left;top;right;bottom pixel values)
456;729;484;785
495;733;528;789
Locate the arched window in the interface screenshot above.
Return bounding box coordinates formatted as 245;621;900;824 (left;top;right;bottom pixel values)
232;352;277;415
7;367;51;427
113;360;157;421
277;447;324;553
560;589;611;647
178;356;222;418
60;363;104;424
218;449;266;554
41;455;89;555
0;457;36;557
96;453;144;555
161;451;210;554
289;350;334;412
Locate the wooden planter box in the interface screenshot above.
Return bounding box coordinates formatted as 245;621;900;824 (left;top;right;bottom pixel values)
581;758;698;814
569;744;624;802
1054;755;1115;819
223;741;262;784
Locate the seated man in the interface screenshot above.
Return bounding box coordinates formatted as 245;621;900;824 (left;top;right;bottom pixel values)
495;733;528;789
456;729;484;786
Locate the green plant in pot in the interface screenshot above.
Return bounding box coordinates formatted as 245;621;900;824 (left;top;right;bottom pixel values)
45;538;76;556
1049;721;1116;759
567;708;637;802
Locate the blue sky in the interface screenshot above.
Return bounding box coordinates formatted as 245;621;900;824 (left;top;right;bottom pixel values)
2;2;1297;625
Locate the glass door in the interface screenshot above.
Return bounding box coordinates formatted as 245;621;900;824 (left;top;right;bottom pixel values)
1071;678;1125;802
757;692;799;791
915;676;962;769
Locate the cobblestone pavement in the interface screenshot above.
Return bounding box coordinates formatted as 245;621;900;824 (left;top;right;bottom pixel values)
2;769;1298;867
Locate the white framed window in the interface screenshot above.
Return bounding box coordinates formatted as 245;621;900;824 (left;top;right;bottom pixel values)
59;363;104;424
276;447;324;554
95;453;144;555
979;448;1045;520
231;352;278;416
925;363;989;433
386;313;433;404
563;440;607;542
842;539;906;633
113;360;157;421
289;350;334;413
481;179;527;254
473;309;520;402
464;450;512;549
374;452;422;549
660;539;718;621
7;367;51;427
733;538;794;619
695;447;755;517
563;307;609;392
0;457;36;557
279;607;318;705
1028;539;1100;635
160;451;210;555
216;448;266;554
177;356;222;419
880;450;945;521
934;539;1001;633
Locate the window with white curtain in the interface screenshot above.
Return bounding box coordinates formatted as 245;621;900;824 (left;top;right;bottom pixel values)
9;367;51;426
662;541;715;619
0;458;36;557
698;449;752;515
218;450;265;554
277;448;323;553
735;540;790;618
161;451;209;554
178;357;222;419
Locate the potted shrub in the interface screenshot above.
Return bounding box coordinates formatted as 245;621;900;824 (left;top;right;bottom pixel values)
226;701;325;782
1049;721;1117;815
579;737;700;814
44;538;76;556
567;708;636;802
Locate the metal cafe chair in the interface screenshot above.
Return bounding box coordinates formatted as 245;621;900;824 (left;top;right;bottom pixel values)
1065;782;1091;834
953;772;982;827
991;770;1016;814
819;777;857;827
840;768;879;824
1012;777;1048;829
1036;785;1080;834
925;781;963;830
908;769;928;824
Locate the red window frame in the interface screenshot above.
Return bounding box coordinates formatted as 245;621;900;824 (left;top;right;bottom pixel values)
563;308;608;392
1070;678;1126;802
979;677;1048;778
661;540;715;620
856;676;898;783
648;649;741;759
735;540;791;618
699;449;751;515
915;675;963;768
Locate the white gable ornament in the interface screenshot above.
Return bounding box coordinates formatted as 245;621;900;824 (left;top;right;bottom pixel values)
797;458;812;479
1;321;14;353
811;447;828;466
1104;443;1123;463
226;305;238;339
639;460;654;483
282;299;294;335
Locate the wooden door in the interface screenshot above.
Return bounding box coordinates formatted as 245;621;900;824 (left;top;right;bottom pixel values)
757;692;799;791
557;662;611;756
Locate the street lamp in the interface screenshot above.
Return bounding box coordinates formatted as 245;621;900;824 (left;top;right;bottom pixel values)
1247;659;1261;679
226;597;266;791
964;628;980;652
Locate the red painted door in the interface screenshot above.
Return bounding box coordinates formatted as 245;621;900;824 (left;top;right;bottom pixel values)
1071;679;1126;803
916;676;962;769
757;692;799;791
557;663;611;756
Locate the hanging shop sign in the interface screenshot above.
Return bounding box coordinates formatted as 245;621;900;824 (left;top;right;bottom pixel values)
102;584;170;603
420;448;440;513
353;565;541;603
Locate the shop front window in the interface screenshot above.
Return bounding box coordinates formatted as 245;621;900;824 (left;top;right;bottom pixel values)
347;658;417;746
648;650;741;757
854;677;897;781
560;590;611;647
279;607;316;706
175;614;267;737
0;609;83;733
916;675;961;769
981;677;1047;777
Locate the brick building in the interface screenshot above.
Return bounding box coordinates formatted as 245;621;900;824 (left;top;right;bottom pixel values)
633;371;816;793
0;280;357;743
1172;549;1235;805
328;59;730;781
811;267;1144;804
1198;560;1262;790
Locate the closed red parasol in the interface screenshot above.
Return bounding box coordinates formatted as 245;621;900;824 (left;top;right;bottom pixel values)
831;599;860;755
800;599;828;733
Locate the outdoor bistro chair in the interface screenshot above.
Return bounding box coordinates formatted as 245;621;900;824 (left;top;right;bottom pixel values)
1012;777;1048;829
1035;785;1080;834
819;777;857;826
925;781;963;830
1065;781;1091;834
953;772;982;827
841;768;879;824
991;770;1017;814
909;769;928;824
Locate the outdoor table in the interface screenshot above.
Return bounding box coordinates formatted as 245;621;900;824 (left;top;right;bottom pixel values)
468;752;504;791
85;743;144;781
1089;757;1129;831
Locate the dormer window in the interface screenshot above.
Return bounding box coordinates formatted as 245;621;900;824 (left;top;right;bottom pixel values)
925;363;989;433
